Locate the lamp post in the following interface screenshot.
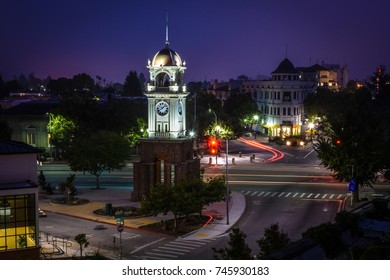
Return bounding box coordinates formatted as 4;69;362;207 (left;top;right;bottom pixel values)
209;106;218;164
225;137;229;225
253;115;259;138
308;123;314;142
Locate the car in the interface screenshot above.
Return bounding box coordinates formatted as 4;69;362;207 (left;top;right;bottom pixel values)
38;208;47;217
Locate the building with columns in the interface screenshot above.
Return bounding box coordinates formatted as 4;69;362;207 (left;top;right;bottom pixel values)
131;27;200;201
242;58;315;137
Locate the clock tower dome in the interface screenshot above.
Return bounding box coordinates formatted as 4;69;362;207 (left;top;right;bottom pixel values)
145;36;188;138
131;19;200;201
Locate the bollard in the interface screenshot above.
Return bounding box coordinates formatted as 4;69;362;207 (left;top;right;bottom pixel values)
232;158;235;165
252;154;255;159
209;157;212;165
239;152;242;157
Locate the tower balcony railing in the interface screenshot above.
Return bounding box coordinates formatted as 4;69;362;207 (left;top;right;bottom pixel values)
155;132;171;138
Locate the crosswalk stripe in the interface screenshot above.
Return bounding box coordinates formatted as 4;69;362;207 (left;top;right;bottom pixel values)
152;249;185;255
242;191;346;200
170;242;201;248
178;240;208;246
158;246;191;253
140;255;165;260
258;191;265;197
145;252;178;258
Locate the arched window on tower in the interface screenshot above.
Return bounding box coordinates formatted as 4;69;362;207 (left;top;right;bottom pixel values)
156;72;171;87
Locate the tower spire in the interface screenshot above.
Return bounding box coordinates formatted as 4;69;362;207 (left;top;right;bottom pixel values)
165;12;169;47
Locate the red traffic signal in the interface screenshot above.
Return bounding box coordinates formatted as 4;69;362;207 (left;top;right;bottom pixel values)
208;137;220;155
335;139;341;145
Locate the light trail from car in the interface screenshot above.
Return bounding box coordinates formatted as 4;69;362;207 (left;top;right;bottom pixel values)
237;137;284;162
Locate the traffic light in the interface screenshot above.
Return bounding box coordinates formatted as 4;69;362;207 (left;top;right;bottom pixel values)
207;137;221;155
335;139;341;145
208;138;218;155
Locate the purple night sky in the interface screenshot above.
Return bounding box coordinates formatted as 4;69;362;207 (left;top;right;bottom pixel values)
1;0;389;84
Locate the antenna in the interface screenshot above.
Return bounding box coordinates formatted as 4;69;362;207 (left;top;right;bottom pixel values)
165;12;169;47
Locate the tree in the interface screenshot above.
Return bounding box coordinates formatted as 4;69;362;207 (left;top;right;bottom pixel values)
65;131;131;189
72;73;95;91
256;223;291;258
212;228;252;260
141;176;226;231
187;92;222;140
0;120;12;139
47;113;76;151
74;233;89;259
123;71;142;97
307;90;387;201
365;65;390;97
223;92;260;136
302;222;343;259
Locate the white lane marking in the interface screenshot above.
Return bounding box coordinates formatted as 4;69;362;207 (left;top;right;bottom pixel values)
130;237;166;254
152;248;185;255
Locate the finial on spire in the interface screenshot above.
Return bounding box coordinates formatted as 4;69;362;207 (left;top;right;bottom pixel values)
165;12;169;47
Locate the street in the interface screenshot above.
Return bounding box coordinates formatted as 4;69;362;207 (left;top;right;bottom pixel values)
37;139;390;259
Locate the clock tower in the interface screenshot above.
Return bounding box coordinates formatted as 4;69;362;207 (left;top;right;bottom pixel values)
131;21;200;201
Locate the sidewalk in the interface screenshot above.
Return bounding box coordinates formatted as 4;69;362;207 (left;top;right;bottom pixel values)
39;187;245;237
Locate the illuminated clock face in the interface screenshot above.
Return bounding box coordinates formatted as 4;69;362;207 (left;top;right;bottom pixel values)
178;100;183;115
156;101;169;116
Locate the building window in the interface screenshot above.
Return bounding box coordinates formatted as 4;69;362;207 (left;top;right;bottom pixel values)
288;108;291;116
0;195;37;251
26;133;36;146
283;108;286;116
283;92;291;102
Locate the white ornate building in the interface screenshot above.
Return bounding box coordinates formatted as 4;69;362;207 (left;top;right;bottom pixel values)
242;58;315;137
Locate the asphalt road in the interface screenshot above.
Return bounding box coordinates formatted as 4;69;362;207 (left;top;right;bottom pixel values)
37;139;390;259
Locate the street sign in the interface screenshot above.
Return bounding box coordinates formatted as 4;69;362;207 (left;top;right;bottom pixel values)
348;178;356;192
117;224;124;233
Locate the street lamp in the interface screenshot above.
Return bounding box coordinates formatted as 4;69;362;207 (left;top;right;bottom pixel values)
253;115;259;138
225;136;229;225
208;106;217;125
209;106;219;164
308;123;314;142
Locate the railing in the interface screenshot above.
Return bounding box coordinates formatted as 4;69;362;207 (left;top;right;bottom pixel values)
155;132;171;138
